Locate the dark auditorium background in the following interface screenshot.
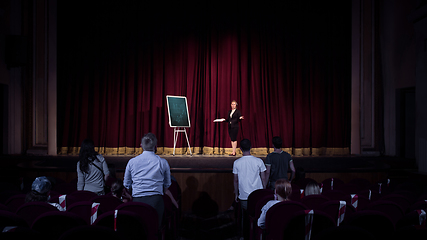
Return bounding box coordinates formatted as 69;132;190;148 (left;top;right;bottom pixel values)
2;0;427;239
1;0;427;212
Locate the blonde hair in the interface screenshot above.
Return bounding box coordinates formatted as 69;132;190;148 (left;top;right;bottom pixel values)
304;181;321;196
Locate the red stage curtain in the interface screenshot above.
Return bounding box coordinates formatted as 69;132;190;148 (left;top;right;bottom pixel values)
58;1;351;154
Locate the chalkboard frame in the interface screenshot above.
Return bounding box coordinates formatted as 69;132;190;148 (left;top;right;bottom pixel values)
166;95;191;127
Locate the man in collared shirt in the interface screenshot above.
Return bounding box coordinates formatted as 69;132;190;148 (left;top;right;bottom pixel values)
124;132;171;227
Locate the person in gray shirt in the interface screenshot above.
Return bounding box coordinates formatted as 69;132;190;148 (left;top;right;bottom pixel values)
77;139;109;195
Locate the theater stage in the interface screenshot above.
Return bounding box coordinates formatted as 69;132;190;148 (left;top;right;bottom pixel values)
3;154;417;212
10;154;406;172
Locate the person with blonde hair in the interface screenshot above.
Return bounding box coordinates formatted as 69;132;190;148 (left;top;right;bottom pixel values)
304;180;321;196
215;100;244;156
257;179;292;229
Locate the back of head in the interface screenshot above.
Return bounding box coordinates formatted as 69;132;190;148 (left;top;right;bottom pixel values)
111;179;124;197
240;139;251;152
31;176;51;194
79;138;98;173
275;179;292;200
141;133;157;151
79;139;96;156
26;176;51;202
272;136;282;149
305;180;321;196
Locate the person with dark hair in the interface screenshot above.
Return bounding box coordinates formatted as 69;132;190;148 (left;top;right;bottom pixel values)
265;136;295;190
25;176;65;211
111;179;133;203
77;139;110;195
215;100;244;156
304;180;321;196
257;179;292;229
233;139;267;210
124;132;176;228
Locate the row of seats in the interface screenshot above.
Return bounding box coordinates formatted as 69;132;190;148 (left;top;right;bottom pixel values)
1;195;180;240
244;177;427;240
1;201;159;240
0;179;182;240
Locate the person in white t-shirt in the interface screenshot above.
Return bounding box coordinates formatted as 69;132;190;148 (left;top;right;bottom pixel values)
233;138;267;210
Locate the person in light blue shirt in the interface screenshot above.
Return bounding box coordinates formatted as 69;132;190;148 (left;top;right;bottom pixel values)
124;132;172;227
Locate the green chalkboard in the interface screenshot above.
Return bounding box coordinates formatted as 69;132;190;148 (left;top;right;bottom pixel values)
166;95;191;127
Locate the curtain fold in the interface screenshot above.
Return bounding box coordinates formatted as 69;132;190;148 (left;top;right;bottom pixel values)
58;1;351;155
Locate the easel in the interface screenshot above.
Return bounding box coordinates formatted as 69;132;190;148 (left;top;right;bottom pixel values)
173;127;192;156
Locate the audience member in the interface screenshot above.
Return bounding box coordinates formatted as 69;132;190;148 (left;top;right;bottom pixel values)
124;132;177;227
265;136;295;190
111;179;133;203
304;180;321;196
257;179;292;229
77;139;110;195
25;176;65;211
233;138;267;210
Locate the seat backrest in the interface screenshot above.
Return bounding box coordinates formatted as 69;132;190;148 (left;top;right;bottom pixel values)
90;195;123;215
0;209;28;228
68;190;98;201
314;225;376;240
348;195;370;211
264;200;308;240
284;209;336;240
357;189;381;201
116;202;159;240
0;189;23;205
66;201;93;225
52;182;77;195
247;189;274;217
93;210;149;240
364;200;404;226
16;201;59;226
58;225;121;240
396;209;427;229
321;178;344;191
344;210;395;240
347;178;372;190
407;200;427;213
31;211;87;240
335;183;363;195
380;194;412;212
319;200;356;225
300;194;330;210
5;194;26;212
0;202;8;211
49;195;79;210
321;190;347;201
